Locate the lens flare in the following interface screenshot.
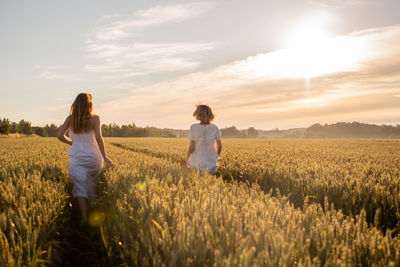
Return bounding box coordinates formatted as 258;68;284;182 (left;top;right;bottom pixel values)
88;210;106;227
138;181;147;191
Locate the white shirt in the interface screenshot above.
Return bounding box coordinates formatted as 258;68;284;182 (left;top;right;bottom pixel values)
188;123;221;173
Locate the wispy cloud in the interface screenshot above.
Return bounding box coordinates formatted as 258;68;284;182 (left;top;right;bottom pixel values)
98;14;121;22
38;70;68;80
86;3;218;79
308;0;373;8
103;82;137;97
98;25;400;129
35;65;72;80
92;3;215;41
85;42;216;79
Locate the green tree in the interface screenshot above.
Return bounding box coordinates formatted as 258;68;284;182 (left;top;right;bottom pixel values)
10;122;18;133
18;120;33;135
0;118;11;135
33;127;48;137
44;124;59;137
221;126;239;138
247;127;258;138
101;124;110;137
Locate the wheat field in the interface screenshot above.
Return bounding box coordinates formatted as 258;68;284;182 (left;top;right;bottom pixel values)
1;137;400;266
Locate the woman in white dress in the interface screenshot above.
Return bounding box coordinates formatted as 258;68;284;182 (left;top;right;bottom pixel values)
186;104;222;174
57;93;113;222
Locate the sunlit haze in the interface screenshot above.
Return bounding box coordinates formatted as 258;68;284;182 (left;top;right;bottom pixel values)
1;0;400;129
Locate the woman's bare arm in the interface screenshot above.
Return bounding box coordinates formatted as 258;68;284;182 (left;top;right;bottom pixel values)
93;115;113;167
186;140;195;168
216;140;222;155
57;116;72;145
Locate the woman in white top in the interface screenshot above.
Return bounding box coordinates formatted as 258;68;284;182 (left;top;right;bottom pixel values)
186;104;222;174
57;93;113;222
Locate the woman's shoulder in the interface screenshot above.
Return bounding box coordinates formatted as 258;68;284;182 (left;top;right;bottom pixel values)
189;123;199;129
90;114;101;122
210;123;219;129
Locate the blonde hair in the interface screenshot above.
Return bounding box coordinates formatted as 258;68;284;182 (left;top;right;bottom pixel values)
70;93;93;133
193;104;215;124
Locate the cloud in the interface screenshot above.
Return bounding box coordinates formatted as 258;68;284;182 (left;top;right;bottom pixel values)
97;24;400;129
35;65;74;80
38;70;68;80
98;14;121;22
308;0;373;8
85;42;217;79
86;3;218;79
92;3;215;41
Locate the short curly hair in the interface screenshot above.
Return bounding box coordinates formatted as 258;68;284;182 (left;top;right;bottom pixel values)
193;104;215;124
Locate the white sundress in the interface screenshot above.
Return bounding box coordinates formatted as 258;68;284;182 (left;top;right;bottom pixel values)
67;129;103;201
188;123;221;174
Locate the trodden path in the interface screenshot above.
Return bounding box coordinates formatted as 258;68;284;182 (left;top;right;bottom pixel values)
50;187;119;266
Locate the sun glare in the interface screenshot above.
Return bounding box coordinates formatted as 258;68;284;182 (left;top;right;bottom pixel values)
285;20;332;49
229;14;367;82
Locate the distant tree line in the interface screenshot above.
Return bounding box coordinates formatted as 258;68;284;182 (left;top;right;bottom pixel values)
304;122;400;138
0;118;182;137
222;122;400;138
220;126;259;138
4;118;397;139
0;118;264;138
0;118;59;137
101;123;178;137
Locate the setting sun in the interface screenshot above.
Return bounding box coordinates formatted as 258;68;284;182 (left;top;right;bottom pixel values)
284;16;367;79
285;17;332;49
228;18;367;83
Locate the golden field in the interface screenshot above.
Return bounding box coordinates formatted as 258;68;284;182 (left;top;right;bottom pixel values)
1;137;400;266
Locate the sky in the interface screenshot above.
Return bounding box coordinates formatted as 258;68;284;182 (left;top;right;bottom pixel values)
1;0;400;129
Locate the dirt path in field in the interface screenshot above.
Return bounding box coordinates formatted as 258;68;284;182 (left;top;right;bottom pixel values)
111;142;185;165
50;177;119;267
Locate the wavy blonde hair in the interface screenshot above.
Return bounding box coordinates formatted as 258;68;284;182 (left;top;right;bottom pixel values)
70;93;93;133
193;104;215;124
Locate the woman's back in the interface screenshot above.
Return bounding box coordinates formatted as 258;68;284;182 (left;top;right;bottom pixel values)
188;123;221;173
189;123;220;153
68;129;100;157
70;129;97;144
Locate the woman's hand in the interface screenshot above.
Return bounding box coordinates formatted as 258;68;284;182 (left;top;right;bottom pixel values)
186;140;195;169
104;157;114;168
186;157;190;168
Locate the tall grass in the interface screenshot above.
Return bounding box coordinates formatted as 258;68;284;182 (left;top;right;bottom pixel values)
110;138;400;231
0;138;70;266
99;142;400;266
2;137;400;266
